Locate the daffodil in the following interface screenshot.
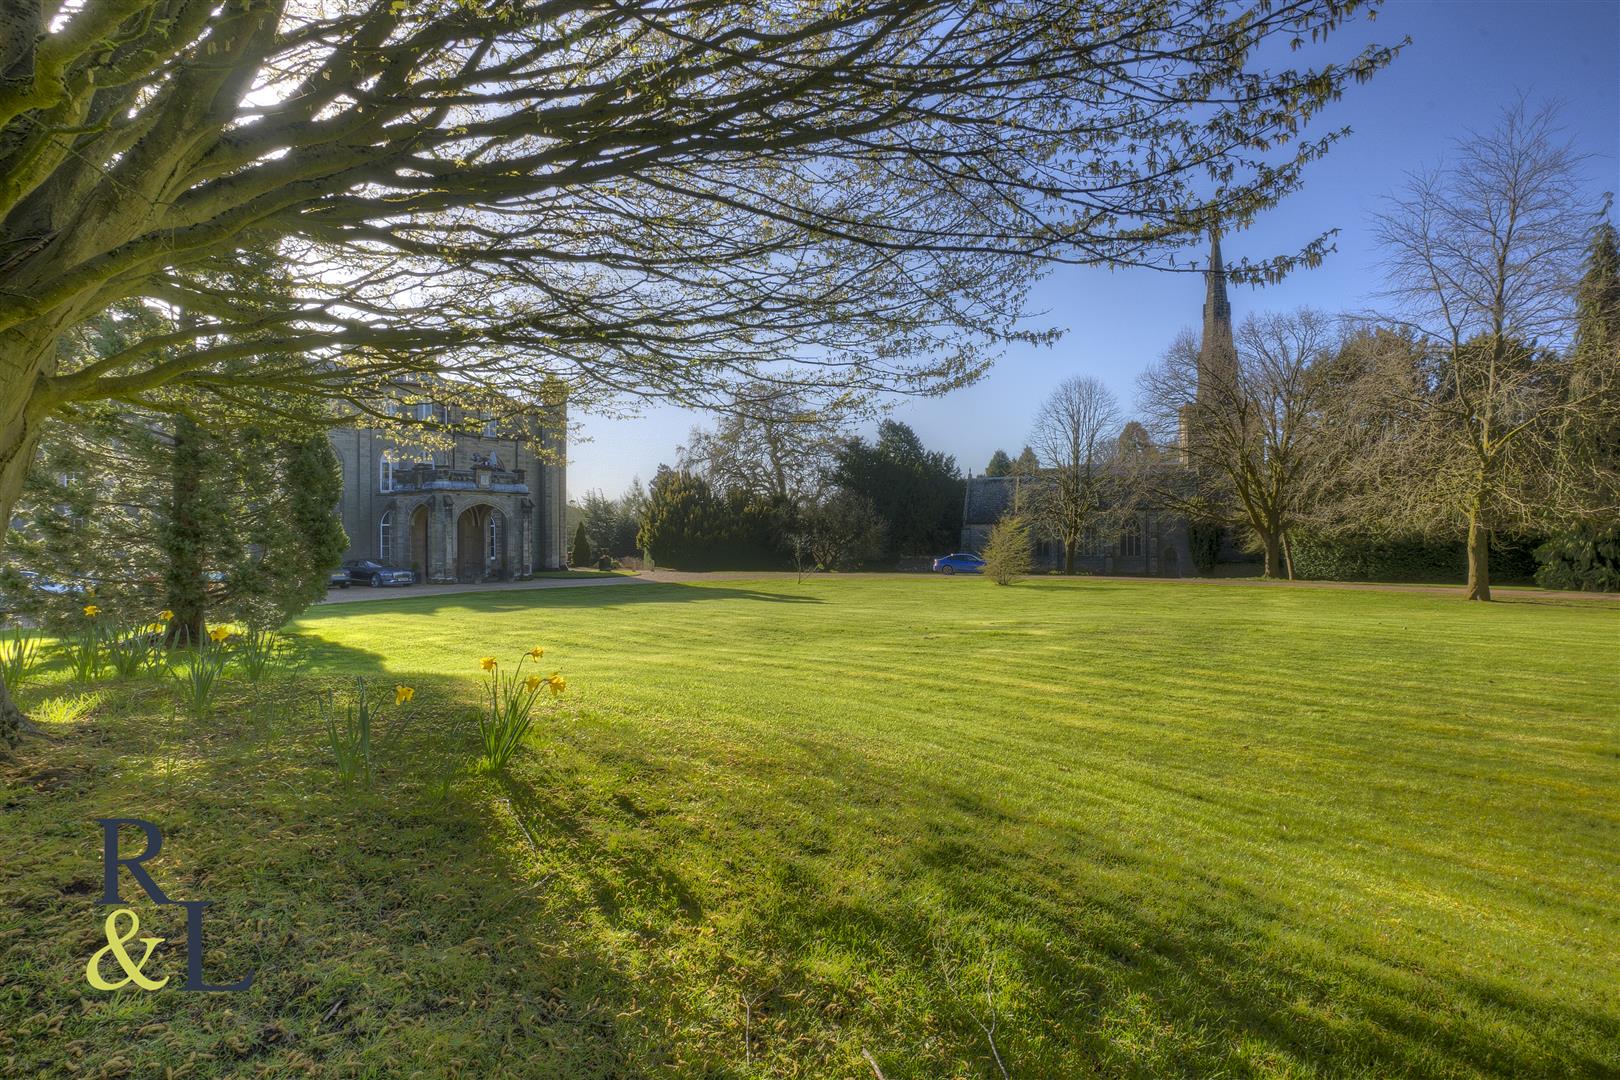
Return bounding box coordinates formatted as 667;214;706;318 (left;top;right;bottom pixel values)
82;604;100;618
146;622;165;634
208;626;230;644
547;673;566;695
524;674;542;693
480;656;498;672
527;646;544;660
395;685;415;705
159;609;174;622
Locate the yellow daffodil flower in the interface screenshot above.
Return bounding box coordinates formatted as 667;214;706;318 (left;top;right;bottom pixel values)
159;609;174;621
547;673;566;695
395;685;415;705
528;646;544;660
208;626;230;643
524;674;542;693
480;656;498;672
82;604;100;618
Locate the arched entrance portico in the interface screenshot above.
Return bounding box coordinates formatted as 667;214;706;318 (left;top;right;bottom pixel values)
409;505;430;577
455;504;508;581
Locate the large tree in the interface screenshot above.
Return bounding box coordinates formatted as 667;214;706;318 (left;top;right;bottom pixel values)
1028;376;1126;574
0;0;1398;740
678;388;849;503
832;421;962;560
1140;308;1339;578
1350;102;1615;600
1535;221;1620;590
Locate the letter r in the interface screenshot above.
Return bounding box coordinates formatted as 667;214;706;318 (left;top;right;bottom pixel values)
97;818;171;905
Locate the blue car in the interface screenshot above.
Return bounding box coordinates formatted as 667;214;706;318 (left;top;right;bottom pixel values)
933;553;985;575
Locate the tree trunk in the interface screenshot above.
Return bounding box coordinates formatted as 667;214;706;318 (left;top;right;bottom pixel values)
1064;537;1075;575
1260;530;1283;579
1466;506;1492;601
164;415;209;645
0;391;43;750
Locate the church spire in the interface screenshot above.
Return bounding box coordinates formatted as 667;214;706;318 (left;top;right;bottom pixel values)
1197;226;1236;398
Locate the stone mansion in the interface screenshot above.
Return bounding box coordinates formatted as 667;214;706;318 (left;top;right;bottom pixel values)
329;397;567;582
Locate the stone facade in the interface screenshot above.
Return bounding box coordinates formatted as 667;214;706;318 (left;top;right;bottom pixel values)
959;475;1194;577
329;403;566;582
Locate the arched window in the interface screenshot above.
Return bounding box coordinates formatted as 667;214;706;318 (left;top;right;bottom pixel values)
379;453;395;492
1119;518;1143;558
379;510;394;562
486;514;500;561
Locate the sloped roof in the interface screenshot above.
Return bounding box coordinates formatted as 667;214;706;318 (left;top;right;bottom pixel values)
963;475;1048;525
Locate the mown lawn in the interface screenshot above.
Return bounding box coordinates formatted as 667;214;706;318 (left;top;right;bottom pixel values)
2;576;1616;1078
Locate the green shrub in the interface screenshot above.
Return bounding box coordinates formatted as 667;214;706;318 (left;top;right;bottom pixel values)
1187;521;1222;576
981;515;1032;585
571;521;592;567
1534;527;1620;592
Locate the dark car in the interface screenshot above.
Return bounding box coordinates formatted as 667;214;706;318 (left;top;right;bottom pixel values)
342;560;415;587
932;553;986;575
327;568;352;589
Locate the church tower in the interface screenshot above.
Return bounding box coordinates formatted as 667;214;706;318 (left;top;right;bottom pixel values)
1197;226;1237;400
1178;227;1237;460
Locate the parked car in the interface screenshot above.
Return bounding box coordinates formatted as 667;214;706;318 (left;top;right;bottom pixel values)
341;560;415;587
327;568;352;589
932;553;986;575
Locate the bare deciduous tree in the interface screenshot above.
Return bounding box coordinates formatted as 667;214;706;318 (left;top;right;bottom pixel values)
1139;309;1337;578
678;388;851;503
1028;376;1125;573
1347;101;1615;600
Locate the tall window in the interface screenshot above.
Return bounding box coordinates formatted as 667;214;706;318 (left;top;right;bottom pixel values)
379;453;395;492
487;514;500;560
379;510;394;562
482;416;499;438
1119;518;1143;558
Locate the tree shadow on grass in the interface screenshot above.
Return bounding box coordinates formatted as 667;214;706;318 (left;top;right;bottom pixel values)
518;724;1620;1078
0;674;662;1079
306;580;825;623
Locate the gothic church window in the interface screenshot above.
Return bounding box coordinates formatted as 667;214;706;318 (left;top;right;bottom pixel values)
379;510;394;561
1120;519;1143;558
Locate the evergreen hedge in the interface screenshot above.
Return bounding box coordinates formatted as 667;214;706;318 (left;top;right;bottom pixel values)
1290;534;1540;584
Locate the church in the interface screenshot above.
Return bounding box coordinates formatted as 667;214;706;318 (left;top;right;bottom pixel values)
328;396;568;582
958;231;1238;576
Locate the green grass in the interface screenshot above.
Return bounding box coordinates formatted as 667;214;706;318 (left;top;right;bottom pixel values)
2;577;1616;1078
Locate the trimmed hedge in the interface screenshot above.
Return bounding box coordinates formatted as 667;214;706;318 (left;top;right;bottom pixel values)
1289;533;1540;585
1534;527;1620;592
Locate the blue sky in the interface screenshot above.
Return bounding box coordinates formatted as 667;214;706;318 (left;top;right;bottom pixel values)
569;0;1620;499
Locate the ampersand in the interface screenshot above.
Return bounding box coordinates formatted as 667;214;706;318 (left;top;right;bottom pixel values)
85;908;168;991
